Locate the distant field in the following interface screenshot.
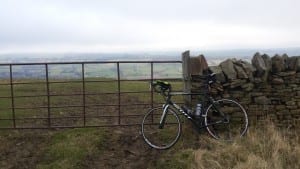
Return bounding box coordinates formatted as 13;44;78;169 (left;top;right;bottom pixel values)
0;62;182;79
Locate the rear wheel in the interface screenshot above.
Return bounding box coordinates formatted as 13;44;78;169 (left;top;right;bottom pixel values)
141;107;181;149
204;99;248;140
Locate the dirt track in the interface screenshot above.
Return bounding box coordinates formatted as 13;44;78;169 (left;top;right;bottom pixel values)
79;127;161;169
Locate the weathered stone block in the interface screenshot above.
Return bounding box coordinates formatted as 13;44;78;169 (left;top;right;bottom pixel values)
253;78;263;84
286;106;298;110
252;53;268;78
272;78;284;85
230;79;247;88
296;57;300;72
276;110;287;115
285;100;295;106
251;92;264;97
262;54;272;70
240;99;252;105
276;71;296;77
254;96;270;105
252;53;266;71
241;83;254;92
273;85;285;90
275;105;286;111
290;109;300;115
220;59;237;80
286;56;298;71
281;88;293;93
289;84;298;90
235;60;256;81
271;98;281;104
208;66;226;83
271;54;286;73
234;64;249;79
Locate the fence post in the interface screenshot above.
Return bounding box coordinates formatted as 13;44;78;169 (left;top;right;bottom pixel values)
182;51;191;106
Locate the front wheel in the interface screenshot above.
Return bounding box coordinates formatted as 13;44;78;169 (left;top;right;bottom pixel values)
141;107;181;150
204;99;248;140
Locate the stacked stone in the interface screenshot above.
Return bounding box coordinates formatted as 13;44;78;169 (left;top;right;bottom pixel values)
190;75;211;108
190;53;300;126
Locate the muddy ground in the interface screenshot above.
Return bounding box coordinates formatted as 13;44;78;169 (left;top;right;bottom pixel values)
0;124;203;169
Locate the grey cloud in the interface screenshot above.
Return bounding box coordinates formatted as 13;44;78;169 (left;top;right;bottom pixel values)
0;0;299;51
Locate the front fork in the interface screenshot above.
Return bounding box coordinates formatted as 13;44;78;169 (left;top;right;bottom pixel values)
159;104;169;129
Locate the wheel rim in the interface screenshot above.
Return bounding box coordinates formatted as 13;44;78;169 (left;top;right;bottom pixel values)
141;107;181;149
204;99;248;140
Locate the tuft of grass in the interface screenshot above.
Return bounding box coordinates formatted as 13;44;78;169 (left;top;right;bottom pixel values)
36;128;107;169
194;122;300;169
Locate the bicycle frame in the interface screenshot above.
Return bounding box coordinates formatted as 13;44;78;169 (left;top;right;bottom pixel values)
159;94;226;130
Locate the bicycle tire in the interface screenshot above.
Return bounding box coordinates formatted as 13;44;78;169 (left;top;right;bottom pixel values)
204;99;248;140
141;107;181;150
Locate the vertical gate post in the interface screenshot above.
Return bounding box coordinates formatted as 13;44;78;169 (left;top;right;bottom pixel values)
182;51;191;106
45;64;51;128
82;63;86;126
9;64;16;128
117;62;121;125
150;62;154;109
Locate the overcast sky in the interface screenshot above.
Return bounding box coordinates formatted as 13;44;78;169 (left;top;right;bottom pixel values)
0;0;299;53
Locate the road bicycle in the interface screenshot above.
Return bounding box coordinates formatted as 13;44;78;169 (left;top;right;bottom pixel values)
141;73;249;149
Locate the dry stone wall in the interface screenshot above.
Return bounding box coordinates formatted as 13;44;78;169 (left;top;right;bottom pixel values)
191;52;300;126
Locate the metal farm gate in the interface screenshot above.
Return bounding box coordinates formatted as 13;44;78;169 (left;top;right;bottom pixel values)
0;61;183;129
